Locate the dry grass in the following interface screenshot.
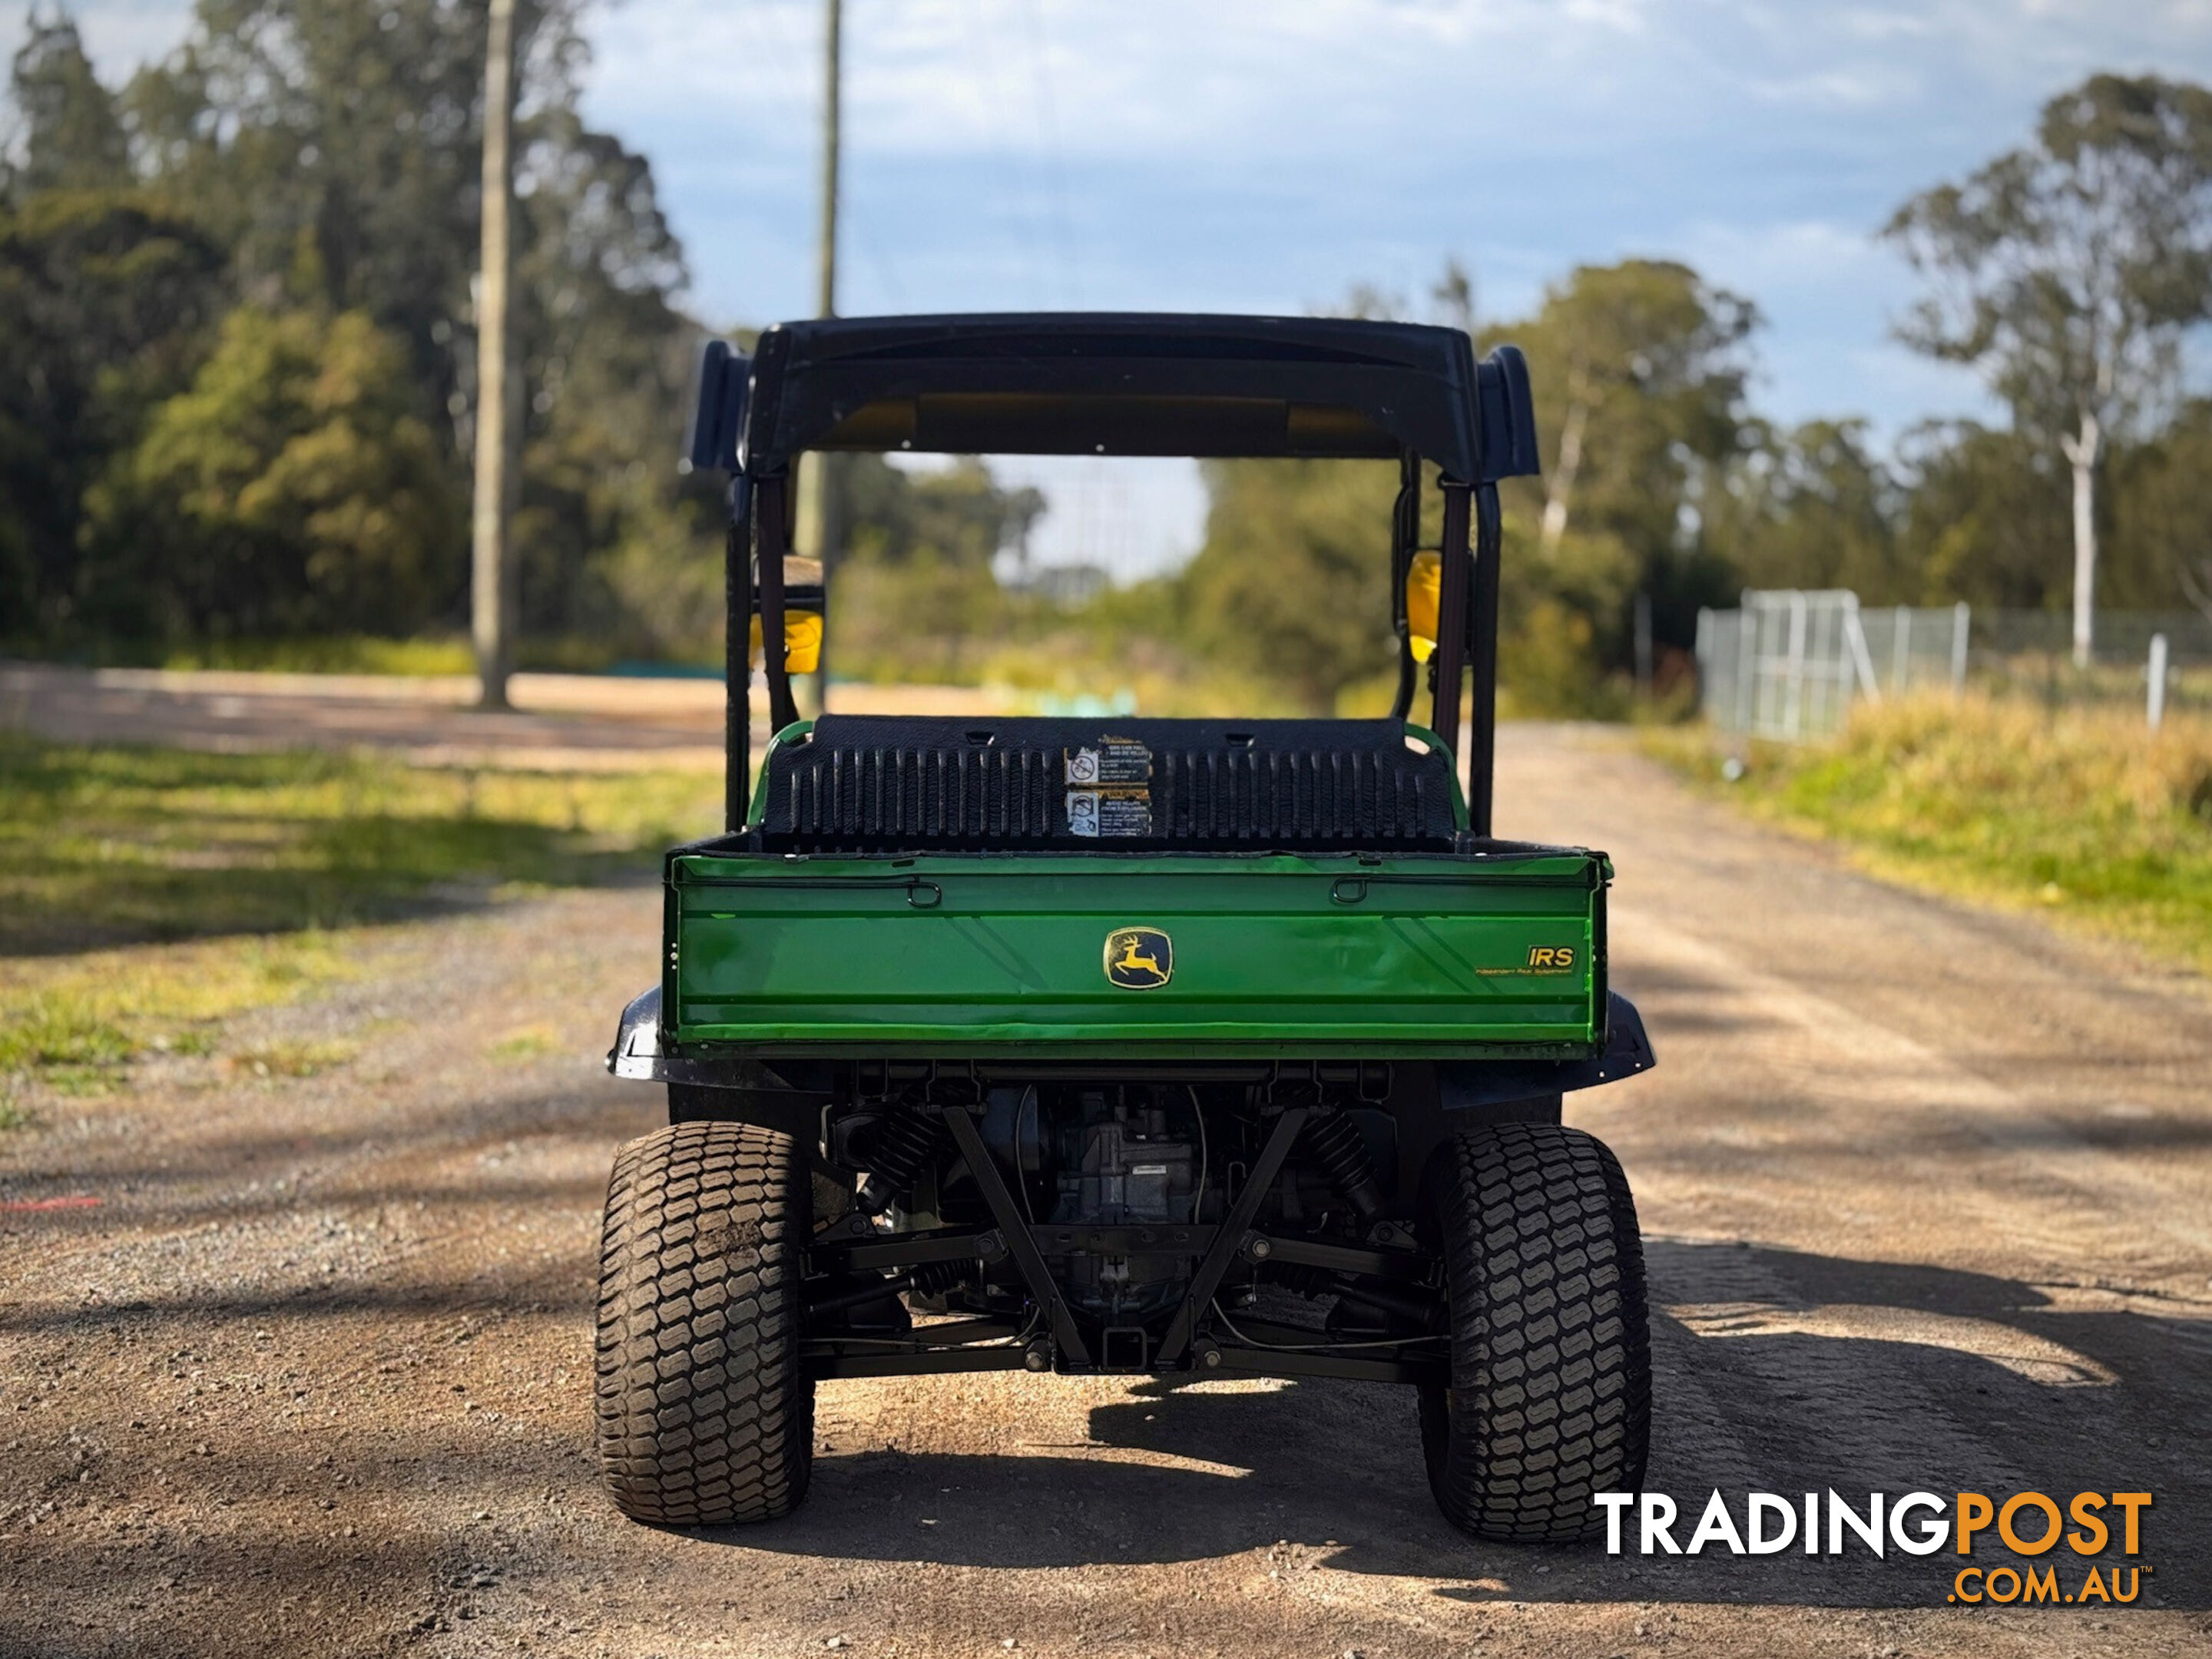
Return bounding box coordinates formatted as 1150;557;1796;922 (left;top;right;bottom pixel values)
1647;694;2212;972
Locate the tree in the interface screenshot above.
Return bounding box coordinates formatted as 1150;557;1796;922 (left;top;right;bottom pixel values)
1491;260;1758;561
123;0;501;402
508;105;704;656
2104;399;2212;618
1180;459;1399;714
0;12;228;639
1476;260;1757;675
0;191;225;637
4;8;131;197
1700;419;1911;601
1886;74;2212;663
0;0;714;657
826;457;1047;683
1893;421;2071;611
81;306;459;638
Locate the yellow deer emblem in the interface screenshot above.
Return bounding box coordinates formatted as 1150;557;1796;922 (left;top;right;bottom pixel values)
1104;927;1173;989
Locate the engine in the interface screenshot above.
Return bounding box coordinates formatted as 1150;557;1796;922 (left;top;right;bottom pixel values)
1043;1088;1204;1322
1053;1094;1198;1226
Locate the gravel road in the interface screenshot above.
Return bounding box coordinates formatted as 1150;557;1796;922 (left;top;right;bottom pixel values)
4;724;2208;1658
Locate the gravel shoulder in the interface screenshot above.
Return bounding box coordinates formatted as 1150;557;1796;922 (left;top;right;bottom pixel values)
3;724;2208;1658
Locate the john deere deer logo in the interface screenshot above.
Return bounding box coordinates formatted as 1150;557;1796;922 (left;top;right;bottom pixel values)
1104;927;1173;989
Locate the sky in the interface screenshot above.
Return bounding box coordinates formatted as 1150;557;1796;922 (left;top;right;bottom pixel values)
32;0;2212;578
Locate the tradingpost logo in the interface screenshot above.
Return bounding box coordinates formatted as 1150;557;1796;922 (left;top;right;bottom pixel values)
1594;1489;2155;1605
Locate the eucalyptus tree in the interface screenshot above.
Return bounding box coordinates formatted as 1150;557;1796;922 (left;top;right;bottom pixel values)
1886;75;2212;664
1493;260;1757;565
2;15;224;640
114;0;700;651
4;9;130;196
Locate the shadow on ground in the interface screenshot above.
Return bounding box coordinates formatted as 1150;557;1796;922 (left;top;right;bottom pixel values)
705;1240;2208;1610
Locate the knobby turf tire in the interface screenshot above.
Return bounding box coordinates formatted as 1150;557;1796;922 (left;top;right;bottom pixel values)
595;1121;813;1525
1417;1122;1651;1542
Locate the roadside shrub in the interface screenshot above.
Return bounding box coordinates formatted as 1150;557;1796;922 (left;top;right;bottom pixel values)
1675;691;2212;971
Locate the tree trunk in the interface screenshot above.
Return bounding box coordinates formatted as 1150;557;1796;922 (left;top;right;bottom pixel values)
2059;409;2100;670
471;0;518;710
1539;392;1588;556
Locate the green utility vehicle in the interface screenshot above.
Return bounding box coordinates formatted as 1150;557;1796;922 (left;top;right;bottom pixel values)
598;314;1655;1541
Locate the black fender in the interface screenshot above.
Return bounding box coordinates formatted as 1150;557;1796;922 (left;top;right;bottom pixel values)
1435;991;1656;1114
608;985;670;1082
606;985;823;1141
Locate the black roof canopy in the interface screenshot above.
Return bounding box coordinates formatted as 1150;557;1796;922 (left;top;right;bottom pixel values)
720;313;1538;485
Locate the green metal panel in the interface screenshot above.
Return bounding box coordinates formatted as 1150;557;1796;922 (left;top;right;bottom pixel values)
667;851;1608;1061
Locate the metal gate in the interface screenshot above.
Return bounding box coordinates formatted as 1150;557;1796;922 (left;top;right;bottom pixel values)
1696;593;1969;741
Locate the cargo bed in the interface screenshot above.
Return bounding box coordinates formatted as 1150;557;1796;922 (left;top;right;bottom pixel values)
664;847;1609;1060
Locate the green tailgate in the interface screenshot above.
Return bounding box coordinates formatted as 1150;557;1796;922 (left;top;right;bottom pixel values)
666;851;1608;1061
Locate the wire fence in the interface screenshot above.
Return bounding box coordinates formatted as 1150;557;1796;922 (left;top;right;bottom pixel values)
1697;594;2212;740
1694;594;1968;742
1970;610;2212;721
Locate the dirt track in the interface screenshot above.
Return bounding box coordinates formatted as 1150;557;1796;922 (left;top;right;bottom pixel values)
3;724;2210;1657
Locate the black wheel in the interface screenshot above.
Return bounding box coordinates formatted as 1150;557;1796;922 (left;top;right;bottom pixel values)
1416;1122;1650;1541
594;1121;813;1525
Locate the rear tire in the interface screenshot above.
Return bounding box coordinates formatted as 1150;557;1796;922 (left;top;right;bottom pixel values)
595;1121;813;1525
1417;1122;1650;1541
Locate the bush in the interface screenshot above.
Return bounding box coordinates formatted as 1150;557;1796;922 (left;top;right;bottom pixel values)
1666;693;2212;969
79;306;460;641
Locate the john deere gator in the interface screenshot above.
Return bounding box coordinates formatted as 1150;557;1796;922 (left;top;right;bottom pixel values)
598;314;1656;1541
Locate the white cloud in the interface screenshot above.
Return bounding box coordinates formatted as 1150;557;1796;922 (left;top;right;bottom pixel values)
1678;219;1894;294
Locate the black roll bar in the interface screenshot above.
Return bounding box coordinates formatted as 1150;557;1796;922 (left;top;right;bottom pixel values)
1428;480;1472;771
1388;452;1421;722
1467;482;1504;838
686;321;1541;839
724;478;753;831
755;474;800;737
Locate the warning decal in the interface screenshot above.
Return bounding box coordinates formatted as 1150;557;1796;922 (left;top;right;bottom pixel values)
1065;738;1152;786
1066;791;1154;837
1065;737;1154;836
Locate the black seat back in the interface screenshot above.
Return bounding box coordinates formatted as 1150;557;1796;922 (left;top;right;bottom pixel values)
756;715;1459;853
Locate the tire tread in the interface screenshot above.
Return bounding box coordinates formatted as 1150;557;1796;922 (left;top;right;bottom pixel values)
1419;1122;1651;1542
594;1121;812;1525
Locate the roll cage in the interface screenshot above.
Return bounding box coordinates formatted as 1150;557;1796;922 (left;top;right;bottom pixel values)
686;312;1541;833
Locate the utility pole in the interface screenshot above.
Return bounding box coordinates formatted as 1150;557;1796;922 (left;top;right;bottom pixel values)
793;0;840;695
472;0;518;710
816;0;840;322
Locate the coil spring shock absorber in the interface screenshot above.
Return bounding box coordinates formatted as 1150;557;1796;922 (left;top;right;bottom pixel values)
854;1109;945;1215
1300;1110;1385;1224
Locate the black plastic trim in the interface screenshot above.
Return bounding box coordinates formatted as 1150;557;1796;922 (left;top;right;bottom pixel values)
1436;992;1656;1110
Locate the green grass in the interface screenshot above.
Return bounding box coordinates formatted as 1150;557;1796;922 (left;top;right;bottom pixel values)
0;736;719;1105
0;735;717;954
157;635;478;675
0;931;357;1111
1646;694;2212;972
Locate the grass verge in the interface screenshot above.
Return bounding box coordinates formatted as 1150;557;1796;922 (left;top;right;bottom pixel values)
0;736;717;1108
1644;694;2212;974
0;735;717;954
